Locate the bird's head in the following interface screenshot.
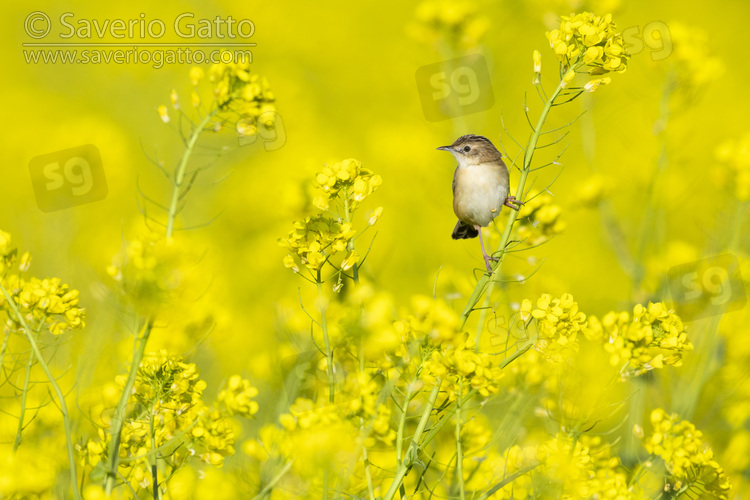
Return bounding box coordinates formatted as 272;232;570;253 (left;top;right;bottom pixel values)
437;134;503;166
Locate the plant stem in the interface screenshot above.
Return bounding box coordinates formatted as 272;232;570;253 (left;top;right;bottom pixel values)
455;379;465;500
14;349;34;451
251;459;295;500
316;278;335;403
149;402;160;500
396;379;416;466
342;187;359;284
459;79;567;329
165;109;218;238
104;319;154;495
360;417;376;500
0;282;82;500
383;380;442;500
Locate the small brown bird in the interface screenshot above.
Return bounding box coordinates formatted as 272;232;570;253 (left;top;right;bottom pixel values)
437;134;522;273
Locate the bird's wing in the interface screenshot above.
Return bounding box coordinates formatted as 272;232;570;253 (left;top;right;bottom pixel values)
452;167;458;196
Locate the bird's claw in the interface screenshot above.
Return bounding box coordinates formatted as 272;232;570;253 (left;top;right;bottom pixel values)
504;196;524;211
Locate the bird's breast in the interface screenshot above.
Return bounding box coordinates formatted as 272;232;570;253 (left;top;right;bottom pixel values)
453;163;509;227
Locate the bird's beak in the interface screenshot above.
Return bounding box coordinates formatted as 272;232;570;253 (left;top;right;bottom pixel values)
436;146;452;151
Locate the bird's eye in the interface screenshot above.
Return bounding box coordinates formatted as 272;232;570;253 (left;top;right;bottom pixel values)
463;146;471;152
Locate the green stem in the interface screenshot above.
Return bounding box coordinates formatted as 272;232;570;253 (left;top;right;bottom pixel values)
421;341;532;450
149;402;160;500
0;327;11;380
0;282;82;500
459;79;567;329
165;109;218;238
727;200;748;252
383;380;442;500
14;348;34;451
316;278;335;403
342;187;359;284
104;319;154;495
251;459;295;500
455;380;465;500
360;418;376;500
396;378;417;466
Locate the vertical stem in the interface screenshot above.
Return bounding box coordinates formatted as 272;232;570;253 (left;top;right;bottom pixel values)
396;380;416;465
165;109;218;238
342;187;360;284
316;278;335;403
104;319;154;494
459;79;567;329
14;349;34;450
149;402;160;500
383;380;442;500
0;283;82;500
360;418;376;500
455;379;465;500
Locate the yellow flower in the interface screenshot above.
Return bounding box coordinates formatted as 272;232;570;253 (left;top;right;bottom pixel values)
586;302;692;378
643;409;731;498
218;375;259;418
279;216;357;273
532;50;542;85
189;66;204;86
157;104;169;123
341;250;359;271
546;12;629;76
522;293;586;363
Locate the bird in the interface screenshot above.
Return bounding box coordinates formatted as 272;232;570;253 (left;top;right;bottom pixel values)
437;134;522;273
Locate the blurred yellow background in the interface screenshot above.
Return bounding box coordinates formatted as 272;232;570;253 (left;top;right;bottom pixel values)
1;0;749;497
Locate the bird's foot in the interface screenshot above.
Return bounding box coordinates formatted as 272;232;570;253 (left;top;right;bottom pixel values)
504;196;524;211
483;255;494;274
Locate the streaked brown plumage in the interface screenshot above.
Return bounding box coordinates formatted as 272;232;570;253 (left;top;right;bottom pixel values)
437;134;522;272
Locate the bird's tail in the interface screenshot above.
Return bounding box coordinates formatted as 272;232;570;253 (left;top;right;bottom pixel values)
452;220;478;240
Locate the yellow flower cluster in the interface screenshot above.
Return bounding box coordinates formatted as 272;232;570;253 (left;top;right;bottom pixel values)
314;158;382;212
546;12;629;76
715;131;750;201
516;191;566;247
125;350;207;411
82;353;239;491
0;229;16;276
521;293;587;363
0;230;85;335
643;409;731;498
1;275;85;335
408;0;489;49
208;62;276;135
585;302;692;378
279;216;357;273
107;231;187;313
218;375;259;418
393;296;462;348
424;334;502;398
538;434;645;499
